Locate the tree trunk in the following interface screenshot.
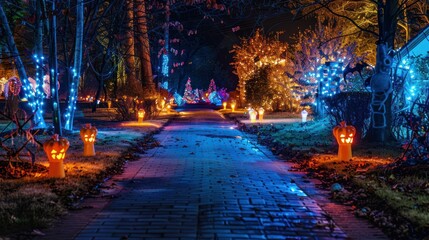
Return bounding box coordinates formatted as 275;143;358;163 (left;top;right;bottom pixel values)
64;0;84;131
33;0;47;127
135;0;155;98
0;3;46;127
122;0;144;98
48;0;62;135
367;0;399;143
160;0;170;88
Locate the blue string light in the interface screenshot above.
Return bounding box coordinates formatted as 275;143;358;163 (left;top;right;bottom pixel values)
24;54;47;128
64;67;78;130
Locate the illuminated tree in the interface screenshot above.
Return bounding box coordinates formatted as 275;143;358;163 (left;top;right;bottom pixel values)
232;30;297;110
183;77;195;103
0;2;46;128
207;79;217;95
286;18;364;111
245;66;274;109
288;0;429;142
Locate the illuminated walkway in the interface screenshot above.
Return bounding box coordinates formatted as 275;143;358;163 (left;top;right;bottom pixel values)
59;109;385;239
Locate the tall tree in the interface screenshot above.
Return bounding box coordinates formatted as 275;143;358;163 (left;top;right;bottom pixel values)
119;0;144;98
64;0;84;131
48;0;62;135
135;0;156;98
0;2;46;127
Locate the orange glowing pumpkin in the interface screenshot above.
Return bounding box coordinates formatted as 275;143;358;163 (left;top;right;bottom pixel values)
80;123;97;156
333;121;356;160
43;134;70;178
333;121;356;145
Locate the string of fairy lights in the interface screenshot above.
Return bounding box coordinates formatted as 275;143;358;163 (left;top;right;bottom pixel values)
14;46;420;130
64;68;78;130
26;54;46;127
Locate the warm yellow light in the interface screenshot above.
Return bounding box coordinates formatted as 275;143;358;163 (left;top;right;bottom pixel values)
258;107;264;121
333;121;356;161
223;102;227;110
231;102;236;112
80;123;98;157
249;108;257;122
43;134;70;178
137;109;145;123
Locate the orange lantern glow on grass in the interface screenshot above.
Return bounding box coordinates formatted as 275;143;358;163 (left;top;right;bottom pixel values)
137;109;145;123
231;102;236;112
80;123;98;156
333;121;356;161
43;134;70;178
258;107;264;121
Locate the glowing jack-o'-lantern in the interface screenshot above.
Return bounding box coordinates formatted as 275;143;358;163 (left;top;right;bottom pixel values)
258;107;264;121
137;109;145;123
248;108;257;122
80;123;98;156
43;134;70;178
333;121;356;161
231;102;236;112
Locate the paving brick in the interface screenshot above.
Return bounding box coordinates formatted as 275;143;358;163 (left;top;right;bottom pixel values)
37;110;388;240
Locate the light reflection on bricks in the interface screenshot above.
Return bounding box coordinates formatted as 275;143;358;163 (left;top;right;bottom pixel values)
70;110;383;239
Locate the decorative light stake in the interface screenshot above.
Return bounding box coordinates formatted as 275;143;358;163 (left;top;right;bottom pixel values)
333;121;356;161
107;100;112;108
231;102;236;112
223;102;227;110
249;108;257;122
301;109;308;123
80;123;98;156
43;134;70;178
161;99;166;111
258;107;264;121
137;109;145;123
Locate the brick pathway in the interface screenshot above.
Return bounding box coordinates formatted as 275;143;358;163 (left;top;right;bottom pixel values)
49;109;386;239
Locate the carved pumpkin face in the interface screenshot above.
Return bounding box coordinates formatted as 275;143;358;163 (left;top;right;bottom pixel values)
333;121;356;145
80;124;98;143
43;134;70;162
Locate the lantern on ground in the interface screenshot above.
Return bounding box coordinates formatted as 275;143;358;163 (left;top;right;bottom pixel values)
248;108;257;122
161;99;166;110
43;134;70;178
107;100;112;108
333;121;356;161
258;107;264;121
223;102;227;110
80;123;98;156
137;109;145;123
231;102;236;112
301;109;308;123
166;104;171;113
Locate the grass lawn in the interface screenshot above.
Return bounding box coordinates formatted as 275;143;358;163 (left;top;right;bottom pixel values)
0;119;166;237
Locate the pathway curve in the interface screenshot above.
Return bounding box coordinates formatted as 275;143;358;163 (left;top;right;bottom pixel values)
74;109;349;239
